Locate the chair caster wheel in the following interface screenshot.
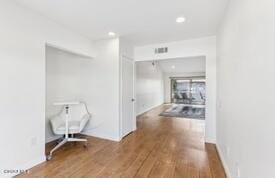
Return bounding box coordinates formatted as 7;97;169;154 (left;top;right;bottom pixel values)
46;155;52;161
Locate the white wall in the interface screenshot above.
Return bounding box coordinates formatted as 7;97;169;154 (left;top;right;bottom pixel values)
0;1;95;177
216;0;275;178
84;38;120;141
163;72;205;103
135;36;216;143
136;61;164;115
119;37;134;59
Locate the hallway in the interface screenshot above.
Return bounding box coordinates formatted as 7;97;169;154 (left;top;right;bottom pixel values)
18;105;225;178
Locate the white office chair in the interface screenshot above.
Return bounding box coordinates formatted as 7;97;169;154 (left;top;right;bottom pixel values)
47;101;91;161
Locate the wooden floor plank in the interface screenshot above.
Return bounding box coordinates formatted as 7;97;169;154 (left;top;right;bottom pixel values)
17;105;226;178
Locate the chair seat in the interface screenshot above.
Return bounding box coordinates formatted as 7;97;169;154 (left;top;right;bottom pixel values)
49;102;91;135
54;121;81;134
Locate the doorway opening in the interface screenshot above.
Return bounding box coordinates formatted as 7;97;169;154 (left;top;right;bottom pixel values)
135;56;206;137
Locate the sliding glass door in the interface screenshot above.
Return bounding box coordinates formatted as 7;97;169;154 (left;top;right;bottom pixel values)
171;78;205;105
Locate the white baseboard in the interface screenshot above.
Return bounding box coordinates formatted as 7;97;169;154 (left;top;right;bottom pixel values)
205;137;216;144
83;132;121;142
136;103;163;116
24;155;46;170
216;143;232;178
5;155;46;178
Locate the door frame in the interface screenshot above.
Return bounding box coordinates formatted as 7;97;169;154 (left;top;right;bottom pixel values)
119;54;136;140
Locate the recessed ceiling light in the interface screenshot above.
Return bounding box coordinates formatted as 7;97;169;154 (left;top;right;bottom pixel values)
176;16;186;23
171;65;176;69
108;32;116;36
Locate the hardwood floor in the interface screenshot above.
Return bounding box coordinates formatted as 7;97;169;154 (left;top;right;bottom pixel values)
18;105;226;178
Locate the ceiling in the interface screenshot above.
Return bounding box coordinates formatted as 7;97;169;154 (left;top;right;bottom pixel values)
15;0;228;46
158;56;206;73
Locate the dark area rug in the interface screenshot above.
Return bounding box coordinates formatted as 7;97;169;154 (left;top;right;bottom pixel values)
160;104;205;120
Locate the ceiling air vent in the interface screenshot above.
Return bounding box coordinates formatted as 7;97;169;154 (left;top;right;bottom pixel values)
154;47;168;54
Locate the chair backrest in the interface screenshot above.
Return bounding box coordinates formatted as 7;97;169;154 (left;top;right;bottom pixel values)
59;102;90;121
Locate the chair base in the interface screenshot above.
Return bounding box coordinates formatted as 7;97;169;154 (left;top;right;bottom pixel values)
47;137;87;161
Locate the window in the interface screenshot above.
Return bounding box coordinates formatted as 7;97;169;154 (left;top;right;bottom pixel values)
171;77;205;105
